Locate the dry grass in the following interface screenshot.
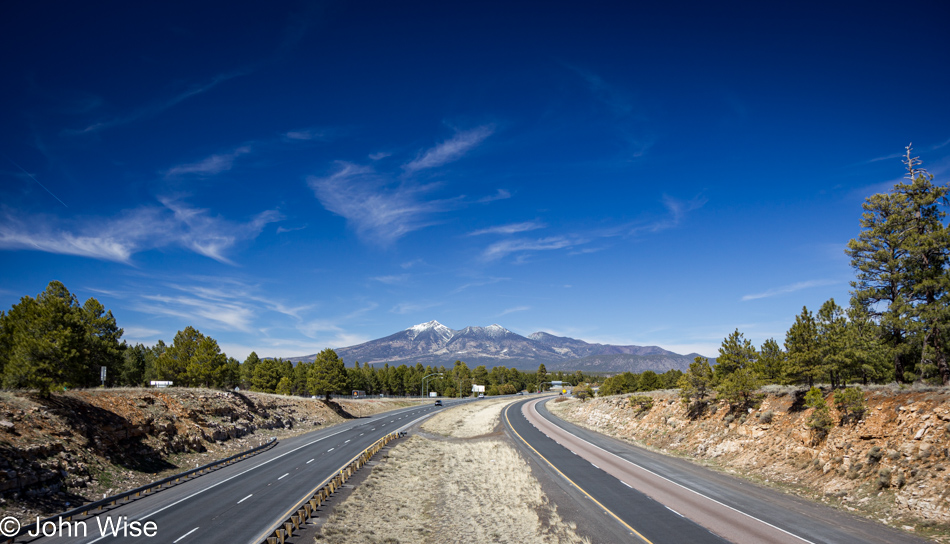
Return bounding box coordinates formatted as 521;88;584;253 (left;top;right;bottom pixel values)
421;397;515;437
317;398;590;544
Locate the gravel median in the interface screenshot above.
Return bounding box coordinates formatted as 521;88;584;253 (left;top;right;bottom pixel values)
317;398;590;544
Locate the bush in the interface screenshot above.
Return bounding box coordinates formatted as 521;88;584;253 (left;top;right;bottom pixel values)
723;414;735;424
833;387;867;424
629;395;654;413
867;446;883;464
805;387;834;440
758;410;774;424
877;467;892;489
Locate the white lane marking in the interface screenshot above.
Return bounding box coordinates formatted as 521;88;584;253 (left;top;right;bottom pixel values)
359;433;364;436
237;494;253;504
666;506;684;517
173;527;199;543
307;459;314;464
278;473;289;480
89;403;428;543
328;448;334;452
345;439;351;443
591;463;599;469
529;400;815;544
621;481;632;489
89;426;352;544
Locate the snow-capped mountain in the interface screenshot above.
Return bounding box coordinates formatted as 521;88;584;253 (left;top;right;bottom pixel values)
284;320;701;373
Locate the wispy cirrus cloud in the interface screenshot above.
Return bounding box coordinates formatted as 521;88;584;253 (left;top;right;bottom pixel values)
498;306;530;317
283;127;330;141
308;162;462;245
391;301;442;315
741;279;839;301
0;199;281;264
140;292;256;331
403;125;494;173
629;195;706;236
165;146;251;177
450;276;509;294
309;128;503;245
66;71;245;135
473;195;703;263
482;236;579;262
469;221;545;236
372;274;410;285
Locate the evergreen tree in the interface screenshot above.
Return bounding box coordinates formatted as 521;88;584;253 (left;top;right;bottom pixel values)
844;303;891;384
678;356;714;404
309;348;348;401
756;338;786;384
785;306;821;387
847;147;950;383
536;363;548;392
817;298;848;388
714;329;757;382
0;281;123;393
241;351;260;390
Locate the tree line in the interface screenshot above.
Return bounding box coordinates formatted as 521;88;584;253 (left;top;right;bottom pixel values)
667;147;950;412
0;281;603;397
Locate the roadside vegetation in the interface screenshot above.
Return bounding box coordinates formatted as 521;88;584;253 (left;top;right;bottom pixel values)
0;285;601;399
597;149;950;442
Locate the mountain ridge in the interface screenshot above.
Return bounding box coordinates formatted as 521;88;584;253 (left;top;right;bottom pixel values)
281;320;703;374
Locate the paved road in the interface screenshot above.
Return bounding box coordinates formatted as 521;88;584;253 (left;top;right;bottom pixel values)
503;397;930;544
14;399;468;544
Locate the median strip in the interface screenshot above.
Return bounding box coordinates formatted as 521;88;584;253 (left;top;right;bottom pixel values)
253;432;402;544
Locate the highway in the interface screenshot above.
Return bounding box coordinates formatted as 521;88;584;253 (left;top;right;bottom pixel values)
14;398;467;544
503;397;930;544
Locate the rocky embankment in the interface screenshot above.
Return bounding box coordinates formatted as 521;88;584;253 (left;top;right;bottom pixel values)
548;387;950;538
0;388;410;522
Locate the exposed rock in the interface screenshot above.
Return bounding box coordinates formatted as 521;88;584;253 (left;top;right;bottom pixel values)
549;387;950;532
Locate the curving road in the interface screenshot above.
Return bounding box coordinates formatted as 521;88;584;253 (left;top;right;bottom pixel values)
13;399;468;544
503;397;929;544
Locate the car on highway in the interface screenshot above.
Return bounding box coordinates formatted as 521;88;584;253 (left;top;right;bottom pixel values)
434;400;442;406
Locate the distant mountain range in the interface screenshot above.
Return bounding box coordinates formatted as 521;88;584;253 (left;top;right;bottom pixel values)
283;320;706;374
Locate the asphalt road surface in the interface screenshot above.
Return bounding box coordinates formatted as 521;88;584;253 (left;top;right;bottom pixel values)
13;399;469;544
503;397;930;544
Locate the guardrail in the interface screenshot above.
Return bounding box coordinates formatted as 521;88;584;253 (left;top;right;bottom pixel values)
254;431;405;544
7;437;278;541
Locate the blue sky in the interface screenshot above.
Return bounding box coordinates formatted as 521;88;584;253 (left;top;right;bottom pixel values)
2;1;949;361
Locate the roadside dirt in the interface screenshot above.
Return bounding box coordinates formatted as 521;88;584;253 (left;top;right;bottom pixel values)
316;398;591;544
547;386;950;542
0;388;423;525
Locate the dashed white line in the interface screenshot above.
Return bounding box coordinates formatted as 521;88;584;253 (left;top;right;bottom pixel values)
237;494;253;504
307;459;314;464
328;447;334;452
173;527;199;543
344;439;350;443
278;473;289;480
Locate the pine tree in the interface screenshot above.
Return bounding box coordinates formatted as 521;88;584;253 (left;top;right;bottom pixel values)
847;146;950;383
756;338;786;384
309;348;348;401
785;306;821;387
817;298;848;388
714;329;757;382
